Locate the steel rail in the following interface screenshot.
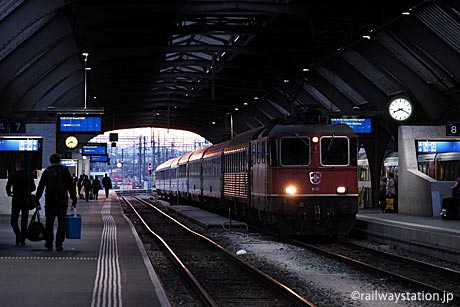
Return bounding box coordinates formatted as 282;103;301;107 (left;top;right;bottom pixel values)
127;195;316;307
287;237;460;305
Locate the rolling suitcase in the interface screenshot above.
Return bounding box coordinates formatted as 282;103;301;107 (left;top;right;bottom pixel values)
441;198;459;220
65;211;82;239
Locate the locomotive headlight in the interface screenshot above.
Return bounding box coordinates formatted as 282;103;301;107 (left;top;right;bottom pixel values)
285;185;297;195
336;186;347;194
312;136;319;143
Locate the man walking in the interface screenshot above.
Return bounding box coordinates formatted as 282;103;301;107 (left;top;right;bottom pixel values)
35;154;77;251
102;173;112;198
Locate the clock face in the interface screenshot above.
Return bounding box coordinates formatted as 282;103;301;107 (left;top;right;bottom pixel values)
65;136;79;149
388;98;412;121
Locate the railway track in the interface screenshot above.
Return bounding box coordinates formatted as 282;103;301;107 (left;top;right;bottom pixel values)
121;195;315;307
286;237;460;305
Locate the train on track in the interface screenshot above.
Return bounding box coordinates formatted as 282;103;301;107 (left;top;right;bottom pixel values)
155;122;359;236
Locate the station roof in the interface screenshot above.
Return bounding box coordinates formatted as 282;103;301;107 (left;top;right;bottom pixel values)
2;0;460;145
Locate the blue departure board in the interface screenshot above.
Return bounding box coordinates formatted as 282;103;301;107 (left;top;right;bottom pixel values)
0;139;39;151
58;115;102;133
417;141;460;153
330;117;372;134
82;144;107;155
90;155;108;162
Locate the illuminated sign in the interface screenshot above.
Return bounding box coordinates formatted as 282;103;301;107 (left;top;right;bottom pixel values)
417;141;460;153
0;139;39;151
330;117;372;134
90;155;108;162
58;115;102;133
82;143;107;155
60;159;78;167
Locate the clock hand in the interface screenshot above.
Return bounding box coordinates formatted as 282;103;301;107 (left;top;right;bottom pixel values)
399;108;409;114
395;108;409;114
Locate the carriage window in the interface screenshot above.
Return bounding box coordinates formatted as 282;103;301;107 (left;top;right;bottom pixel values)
257;142;260;164
321;137;349;165
261;141;266;163
280;137;310;165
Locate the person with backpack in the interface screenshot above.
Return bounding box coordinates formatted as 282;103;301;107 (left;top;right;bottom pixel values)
5;160;36;246
35;154;77;251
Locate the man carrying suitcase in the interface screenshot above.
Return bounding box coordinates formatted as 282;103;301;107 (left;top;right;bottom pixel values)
35;154;77;251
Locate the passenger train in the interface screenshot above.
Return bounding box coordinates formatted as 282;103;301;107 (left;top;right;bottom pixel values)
155;123;359;236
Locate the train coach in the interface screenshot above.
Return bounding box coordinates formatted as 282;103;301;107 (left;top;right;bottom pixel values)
156;123;359;236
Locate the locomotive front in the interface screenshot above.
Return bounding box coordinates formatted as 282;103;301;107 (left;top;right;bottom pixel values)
252;124;359;236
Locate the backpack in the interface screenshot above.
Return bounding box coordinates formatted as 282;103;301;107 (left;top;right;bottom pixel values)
46;165;68;200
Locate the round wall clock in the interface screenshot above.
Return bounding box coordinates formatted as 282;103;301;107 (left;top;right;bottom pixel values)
388;97;413;121
65;135;79;149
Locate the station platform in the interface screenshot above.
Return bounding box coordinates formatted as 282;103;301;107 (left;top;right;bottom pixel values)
0;192;170;307
354;209;460;263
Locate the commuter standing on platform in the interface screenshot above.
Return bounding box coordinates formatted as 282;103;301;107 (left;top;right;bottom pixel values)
6;160;36;246
35;154;77;251
451;176;460;199
385;172;396;212
102;173;112;198
378;177;387;212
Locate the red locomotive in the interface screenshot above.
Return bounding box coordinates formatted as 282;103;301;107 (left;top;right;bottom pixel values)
156;123;359;236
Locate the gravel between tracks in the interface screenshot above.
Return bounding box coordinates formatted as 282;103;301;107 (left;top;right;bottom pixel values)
205;231;453;307
128;198;455;306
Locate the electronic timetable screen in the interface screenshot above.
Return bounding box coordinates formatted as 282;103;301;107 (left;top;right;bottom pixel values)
58;115;102;133
90;155;108;162
0;139;39;151
82;144;107;155
330;117;372;134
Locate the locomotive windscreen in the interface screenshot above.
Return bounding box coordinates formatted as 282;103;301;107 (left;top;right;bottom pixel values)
321;137;349;165
281;137;309;165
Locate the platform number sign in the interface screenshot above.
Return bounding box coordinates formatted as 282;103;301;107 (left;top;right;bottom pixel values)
9;120;25;133
447;122;460;136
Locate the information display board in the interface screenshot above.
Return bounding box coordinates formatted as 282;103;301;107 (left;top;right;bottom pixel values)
90;155;108;162
58;115;102;133
0;139;39;151
416;141;460;153
330;116;372;134
82;143;107;155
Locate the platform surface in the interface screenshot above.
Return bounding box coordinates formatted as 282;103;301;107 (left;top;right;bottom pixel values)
0;192;170;307
355;208;460;257
357;208;460;235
